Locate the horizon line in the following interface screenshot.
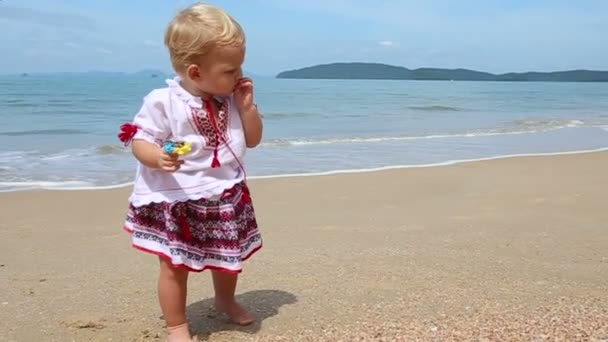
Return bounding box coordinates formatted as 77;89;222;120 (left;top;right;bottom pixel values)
2;61;608;77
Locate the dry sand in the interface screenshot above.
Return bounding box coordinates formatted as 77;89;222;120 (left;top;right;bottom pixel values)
1;151;607;341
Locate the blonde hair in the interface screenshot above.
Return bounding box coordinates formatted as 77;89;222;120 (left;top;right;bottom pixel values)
164;2;245;72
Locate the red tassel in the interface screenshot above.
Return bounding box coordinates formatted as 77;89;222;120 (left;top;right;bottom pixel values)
211;148;221;168
242;185;251;203
118;123;138;146
178;210;192;241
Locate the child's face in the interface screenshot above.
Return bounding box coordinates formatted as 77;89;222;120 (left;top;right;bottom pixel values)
187;45;245;97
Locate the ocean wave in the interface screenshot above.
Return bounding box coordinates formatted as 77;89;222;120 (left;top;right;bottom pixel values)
3;147;607;192
261;132;510;147
0;180;96;192
3;100;75;109
263;112;318;120
261;119;587;147
0;150;38;162
1;102;33;108
2;98;27;104
408;105;462;112
0;128;87;136
0;145;127;163
252;147;608;179
40;154;73;161
511;119;583;130
96;144;129;155
0;150;37;157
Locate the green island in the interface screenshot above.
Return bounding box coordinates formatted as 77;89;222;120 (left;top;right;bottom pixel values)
276;62;608;82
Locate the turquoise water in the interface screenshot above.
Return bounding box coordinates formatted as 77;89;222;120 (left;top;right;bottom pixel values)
1;73;608;192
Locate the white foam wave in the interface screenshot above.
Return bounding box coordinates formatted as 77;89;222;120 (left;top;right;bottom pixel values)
0;151;28;157
513;119;584;130
262;120;586;147
40;154;72;161
0;150;38;162
0;180;134;193
3;147;607;192
0;146;122;164
0;180;95;192
251;146;608;179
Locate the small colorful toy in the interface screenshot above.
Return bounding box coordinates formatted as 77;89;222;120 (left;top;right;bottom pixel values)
163;140;193;155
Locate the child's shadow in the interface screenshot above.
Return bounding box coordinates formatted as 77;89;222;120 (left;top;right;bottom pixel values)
186;289;297;340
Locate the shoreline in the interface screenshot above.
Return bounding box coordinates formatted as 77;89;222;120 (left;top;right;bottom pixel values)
2;146;608;193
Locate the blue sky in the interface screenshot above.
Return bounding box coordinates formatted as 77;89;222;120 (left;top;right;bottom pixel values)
1;0;607;75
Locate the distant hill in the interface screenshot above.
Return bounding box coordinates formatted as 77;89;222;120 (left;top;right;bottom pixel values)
131;69;171;78
276;63;608;82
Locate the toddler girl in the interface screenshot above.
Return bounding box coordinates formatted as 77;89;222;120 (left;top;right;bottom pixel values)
118;3;263;341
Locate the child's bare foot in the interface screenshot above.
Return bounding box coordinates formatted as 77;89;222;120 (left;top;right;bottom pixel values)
166;323;193;342
214;299;255;325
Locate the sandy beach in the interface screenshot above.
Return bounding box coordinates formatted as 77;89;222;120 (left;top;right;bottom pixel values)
1;151;607;341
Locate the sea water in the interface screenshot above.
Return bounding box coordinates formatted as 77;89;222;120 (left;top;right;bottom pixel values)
1;73;607;192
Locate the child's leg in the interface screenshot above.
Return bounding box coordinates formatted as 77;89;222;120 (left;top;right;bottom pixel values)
211;270;255;325
158;258;192;341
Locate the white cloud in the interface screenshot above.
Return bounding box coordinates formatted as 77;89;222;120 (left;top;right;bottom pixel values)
96;48;113;55
379;40;399;47
0;5;95;30
24;48;41;57
64;42;79;48
143;40;159;47
260;0;439;31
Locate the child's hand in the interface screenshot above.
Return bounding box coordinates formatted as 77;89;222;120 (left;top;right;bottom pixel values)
157;151;184;172
234;77;256;114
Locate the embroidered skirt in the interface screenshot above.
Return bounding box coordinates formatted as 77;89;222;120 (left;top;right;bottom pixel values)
123;182;262;273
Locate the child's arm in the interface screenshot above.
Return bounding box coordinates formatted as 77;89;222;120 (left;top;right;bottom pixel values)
234;77;263;148
240;105;263;148
132;140;183;172
119;91;183;172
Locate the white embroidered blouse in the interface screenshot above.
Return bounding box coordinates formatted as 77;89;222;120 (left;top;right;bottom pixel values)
122;77;247;207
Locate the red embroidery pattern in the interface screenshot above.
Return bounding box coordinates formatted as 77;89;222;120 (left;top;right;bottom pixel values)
125;182;261;269
191;100;230;148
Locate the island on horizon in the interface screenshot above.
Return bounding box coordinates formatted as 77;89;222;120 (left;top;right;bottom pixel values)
276;62;608;82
